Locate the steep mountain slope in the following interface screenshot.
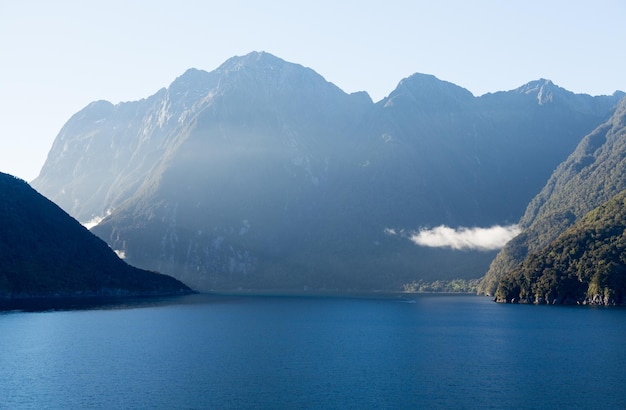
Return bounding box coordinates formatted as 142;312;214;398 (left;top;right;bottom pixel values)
480;96;626;295
494;189;626;305
32;68;223;224
0;172;192;299
360;77;622;227
32;52;624;292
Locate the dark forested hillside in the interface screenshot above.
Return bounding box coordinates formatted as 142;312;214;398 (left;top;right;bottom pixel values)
494;190;626;305
480;96;626;295
0;172;192;299
31;52;625;292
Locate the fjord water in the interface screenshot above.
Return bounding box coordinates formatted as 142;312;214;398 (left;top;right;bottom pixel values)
1;295;625;409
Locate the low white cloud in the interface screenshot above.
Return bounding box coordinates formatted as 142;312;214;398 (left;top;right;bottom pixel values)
82;209;112;230
83;216;104;230
397;224;520;251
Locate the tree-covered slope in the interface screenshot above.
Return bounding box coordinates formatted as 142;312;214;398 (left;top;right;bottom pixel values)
480;96;626;295
0;172;192;299
494;189;626;305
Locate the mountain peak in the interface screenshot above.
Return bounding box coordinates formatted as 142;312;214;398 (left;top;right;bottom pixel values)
164;53;292;102
172;67;209;82
399;73;473;95
217;51;289;74
206;51;347;104
515;78;562;104
517;78;555;91
382;72;474;109
514;78;581;106
168;67;215;95
513;79;625;115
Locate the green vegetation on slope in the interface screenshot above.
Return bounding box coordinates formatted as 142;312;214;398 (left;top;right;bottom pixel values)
480;96;626;295
0;172;192;299
494;190;626;305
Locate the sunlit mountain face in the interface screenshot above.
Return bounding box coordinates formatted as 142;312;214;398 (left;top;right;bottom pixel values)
32;52;625;292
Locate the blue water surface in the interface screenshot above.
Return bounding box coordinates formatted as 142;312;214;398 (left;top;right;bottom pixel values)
1;294;625;409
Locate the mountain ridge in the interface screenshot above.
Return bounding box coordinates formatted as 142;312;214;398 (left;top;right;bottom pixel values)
31;51;625;292
0;172;193;300
479;96;626;295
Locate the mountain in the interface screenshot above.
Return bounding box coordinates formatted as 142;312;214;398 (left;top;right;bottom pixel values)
31;51;625;292
33;53;370;224
479;96;626;296
0;172;192;299
494;189;626;305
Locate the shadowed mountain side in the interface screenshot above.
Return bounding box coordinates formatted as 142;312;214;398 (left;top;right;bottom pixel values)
0;172;192;299
480;96;626;295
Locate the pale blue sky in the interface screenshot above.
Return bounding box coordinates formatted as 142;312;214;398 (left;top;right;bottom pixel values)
2;0;625;182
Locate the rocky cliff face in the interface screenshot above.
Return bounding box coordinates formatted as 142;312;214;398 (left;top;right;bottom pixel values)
32;51;625;292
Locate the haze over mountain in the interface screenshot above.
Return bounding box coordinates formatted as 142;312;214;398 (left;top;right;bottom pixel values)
32;52;625;292
480;96;626;297
0;172;192;300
